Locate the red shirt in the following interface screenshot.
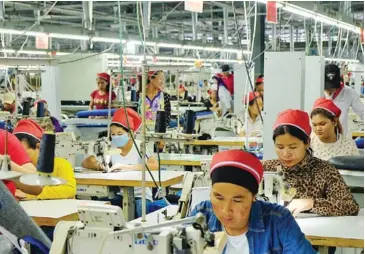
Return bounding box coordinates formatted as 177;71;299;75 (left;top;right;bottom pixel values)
0;130;32;196
221;74;234;95
90;90;117;110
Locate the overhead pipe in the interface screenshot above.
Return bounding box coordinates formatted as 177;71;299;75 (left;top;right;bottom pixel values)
82;1;93;31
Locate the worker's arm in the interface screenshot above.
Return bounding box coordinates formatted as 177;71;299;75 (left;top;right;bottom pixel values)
350;89;364;120
89;99;94;111
14;181;43;196
81;155;103;171
11;161;37;174
25;158;76;200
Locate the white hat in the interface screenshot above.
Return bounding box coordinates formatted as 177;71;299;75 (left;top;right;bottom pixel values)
2;92;15;104
210;84;218;91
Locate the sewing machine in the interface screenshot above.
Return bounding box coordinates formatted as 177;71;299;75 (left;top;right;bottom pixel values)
55;132;117;198
52;204;215;254
257;172;296;205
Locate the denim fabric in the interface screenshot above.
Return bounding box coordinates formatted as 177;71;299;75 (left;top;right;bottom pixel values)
189;200;316;254
135;198;152;218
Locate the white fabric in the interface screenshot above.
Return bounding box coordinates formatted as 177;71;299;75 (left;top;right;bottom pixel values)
225;232;250;254
245;116;263;136
311;133;360;161
325;86;364;136
111;140;153;201
218;86;233;116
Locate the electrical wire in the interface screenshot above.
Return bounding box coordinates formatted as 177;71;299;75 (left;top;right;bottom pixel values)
231;1;263;125
156;1;183;25
58;44;115;65
339;30;350;58
2;1;58;49
15;36;29;57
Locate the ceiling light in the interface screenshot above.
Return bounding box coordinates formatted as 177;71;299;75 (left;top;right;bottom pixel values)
325;58;360;63
49;33;90;40
92;37;123;43
18;50;48;55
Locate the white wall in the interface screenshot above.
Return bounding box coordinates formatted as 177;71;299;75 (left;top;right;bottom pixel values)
41;67;61;119
263;52;306;160
59;53;109;101
304;56;325;113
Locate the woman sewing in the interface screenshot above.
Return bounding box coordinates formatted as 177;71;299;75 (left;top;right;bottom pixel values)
310;98;359;160
263;109;358;218
239;92;263;137
89;72;117;110
82;108;158;218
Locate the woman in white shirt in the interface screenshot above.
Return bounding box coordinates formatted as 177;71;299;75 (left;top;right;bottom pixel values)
239;92;263;137
311;97;359;161
212;75;233;117
82;108;158;218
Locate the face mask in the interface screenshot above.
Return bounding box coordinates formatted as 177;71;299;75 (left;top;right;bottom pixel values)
111;134;130;148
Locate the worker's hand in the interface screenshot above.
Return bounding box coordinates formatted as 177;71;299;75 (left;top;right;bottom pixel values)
109;163;126;172
286;199;314;217
15;189;27;200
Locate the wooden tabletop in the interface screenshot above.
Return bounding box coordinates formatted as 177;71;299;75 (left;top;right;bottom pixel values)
75;170;185;187
21;199;109;226
352;131;364;138
159;153;212;166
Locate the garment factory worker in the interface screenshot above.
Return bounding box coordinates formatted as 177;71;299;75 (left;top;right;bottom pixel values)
190;150;315;254
212;75;233;117
1;92;16;114
324;64;363;136
255;75;264;99
89;72;117;110
0;129;37;197
13;119;76;200
263;109;359;217
138;70;171;130
31;100;63;132
220;64;234;96
311;98;359;161
239;92;263;137
82;108;158;217
178;84;188;100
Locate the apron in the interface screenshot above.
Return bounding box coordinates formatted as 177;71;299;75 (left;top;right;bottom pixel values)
145;91;165;129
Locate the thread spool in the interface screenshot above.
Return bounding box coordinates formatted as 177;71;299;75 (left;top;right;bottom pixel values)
36;133;55;174
183;110;195;134
131;89;137;102
36;101;45;117
155;110;167;133
22;100;31;116
184;91;189;101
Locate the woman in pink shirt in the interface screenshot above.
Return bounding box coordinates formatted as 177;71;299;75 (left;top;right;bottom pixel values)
89;72;117;110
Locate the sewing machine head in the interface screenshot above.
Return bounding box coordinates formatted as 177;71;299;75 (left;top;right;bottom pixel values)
257;172;296;205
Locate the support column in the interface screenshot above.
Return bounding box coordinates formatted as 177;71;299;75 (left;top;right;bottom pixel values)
272;24;277;51
250;4;265;75
289;25;294;52
82;1;93;31
328;33;332;56
319;22;323;56
223;7;228;45
191;12;198;41
0;1;4;21
41;67;61;120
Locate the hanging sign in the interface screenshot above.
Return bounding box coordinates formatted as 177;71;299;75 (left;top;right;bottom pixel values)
35;34;49;49
184;1;203;13
266;1;278;24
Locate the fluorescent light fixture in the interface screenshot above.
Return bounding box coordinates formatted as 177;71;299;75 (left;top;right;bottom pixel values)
256;1;361;34
49;33;90;40
156;42;182;48
0;49;16;54
325;58;360;63
109;61;213;67
0;48;69;56
92;37;123;43
18;50;48;55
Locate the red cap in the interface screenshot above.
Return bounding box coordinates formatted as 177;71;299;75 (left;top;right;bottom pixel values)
97;72;110;84
256;77;264;84
312;98;341;118
13;119;44;141
243;92;260;105
112;108;142;133
179;84;186;91
148;71;159;77
210;150;263;184
274;109;311;137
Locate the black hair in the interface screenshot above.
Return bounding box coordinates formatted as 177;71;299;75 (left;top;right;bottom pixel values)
14;133;39;150
110;122;129;133
257;74;264;79
272;125;312;155
147;70;163;85
248;97;260;106
203;79;207;82
311;108;343;135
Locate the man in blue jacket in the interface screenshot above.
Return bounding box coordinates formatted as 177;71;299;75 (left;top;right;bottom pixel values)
190;150;315;253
